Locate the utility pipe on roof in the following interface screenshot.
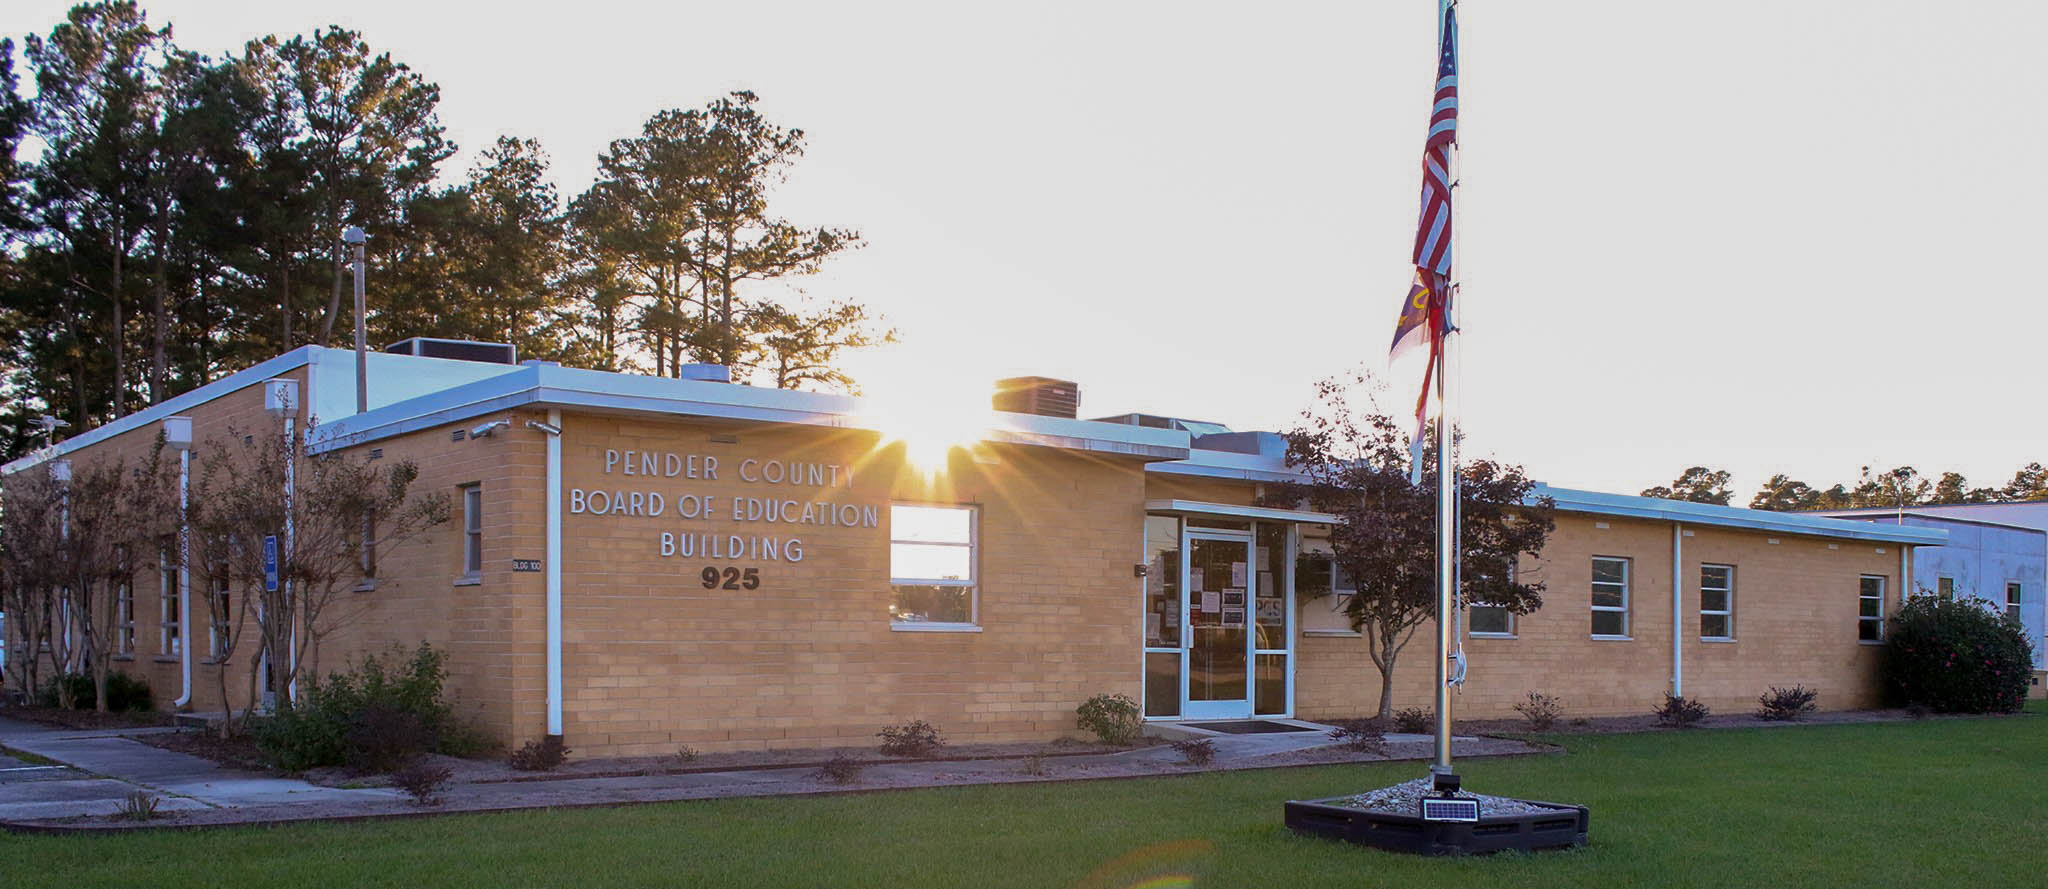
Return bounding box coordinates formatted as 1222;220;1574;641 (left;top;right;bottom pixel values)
1672;523;1684;698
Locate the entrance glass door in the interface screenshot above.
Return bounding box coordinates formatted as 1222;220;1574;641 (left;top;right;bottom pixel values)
1184;532;1254;719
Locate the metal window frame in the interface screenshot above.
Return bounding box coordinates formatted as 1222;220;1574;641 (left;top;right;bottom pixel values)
159;548;180;657
1590;556;1631;638
1699;563;1735;640
887;502;980;630
460;484;483;577
2007;581;2023;620
1858;574;1887;643
1469;561;1518;638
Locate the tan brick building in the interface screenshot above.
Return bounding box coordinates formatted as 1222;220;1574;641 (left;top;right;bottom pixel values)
1;345;1944;756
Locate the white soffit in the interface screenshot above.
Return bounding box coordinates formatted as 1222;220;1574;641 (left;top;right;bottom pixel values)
1145;499;1338;525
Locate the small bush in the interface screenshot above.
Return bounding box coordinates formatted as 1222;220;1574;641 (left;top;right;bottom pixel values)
508;735;571;772
1326;719;1388;755
115;790;161;821
1017;754;1049;776
1170;738;1216;766
1654;693;1710;728
814;753;863;784
1905;701;1932;720
1881;595;2033;714
1513;692;1563;731
877;720;945;757
1075;694;1142;746
34;672;153;712
1392;708;1433;734
391;761;452;806
667;745;700;768
253;643;458;773
1754;685;1819;721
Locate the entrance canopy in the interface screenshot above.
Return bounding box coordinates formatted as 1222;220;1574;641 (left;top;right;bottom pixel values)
1143;499;1338;526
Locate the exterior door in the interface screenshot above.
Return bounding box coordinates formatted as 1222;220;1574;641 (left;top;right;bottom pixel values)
1183;531;1255;719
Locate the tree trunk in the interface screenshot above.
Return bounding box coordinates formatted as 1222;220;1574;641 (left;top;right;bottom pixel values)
152;226;169;404
280;256;292;349
319;235;343;346
1376;655;1397;720
111;245;126;419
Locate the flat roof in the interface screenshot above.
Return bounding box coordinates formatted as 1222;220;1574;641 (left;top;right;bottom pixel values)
1806;508;2048;537
1536;485;1947;545
307;362;1192;461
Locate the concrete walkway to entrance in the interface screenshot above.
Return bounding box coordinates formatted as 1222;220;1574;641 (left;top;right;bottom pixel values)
0;715;1544;831
0;716;399;821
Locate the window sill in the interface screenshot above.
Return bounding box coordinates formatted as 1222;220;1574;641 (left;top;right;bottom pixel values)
1470;633;1517;640
153;657;180;664
1701;637;1737;643
1858;639;1885;646
890;623;982;633
1302;630;1362;638
354;579;379;592
452;575;481;587
112;654;135;662
1590;635;1633;642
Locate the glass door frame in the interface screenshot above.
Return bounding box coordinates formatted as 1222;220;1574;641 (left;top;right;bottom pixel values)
1181;527;1257;720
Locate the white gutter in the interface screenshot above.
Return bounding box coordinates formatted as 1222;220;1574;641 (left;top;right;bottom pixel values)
542;409;564;738
174;443;193;708
1672;522;1684;698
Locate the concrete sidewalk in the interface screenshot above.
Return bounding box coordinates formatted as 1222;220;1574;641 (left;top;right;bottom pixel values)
1;715;1547;831
0;716;399;820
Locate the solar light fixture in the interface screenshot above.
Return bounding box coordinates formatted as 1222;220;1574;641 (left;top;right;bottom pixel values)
1419;797;1480;823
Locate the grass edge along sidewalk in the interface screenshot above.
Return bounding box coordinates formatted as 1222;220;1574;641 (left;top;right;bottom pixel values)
2;704;2041;889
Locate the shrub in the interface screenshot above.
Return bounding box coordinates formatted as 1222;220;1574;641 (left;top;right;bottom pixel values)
1881;595;2033;714
34;672;153;712
253;643;458;773
1075;693;1142;746
1754;685;1819;721
877;720;945;757
814;753;863;784
1170;738;1216;766
1392;707;1433;734
1017;754;1048;776
508;735;571;772
667;745;700;768
1326;719;1388;755
1654;693;1710;728
1513;691;1563;731
391;761;453;806
1905;701;1932;720
114;790;161;821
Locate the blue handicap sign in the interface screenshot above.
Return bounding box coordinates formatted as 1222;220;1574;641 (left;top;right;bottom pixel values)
263;535;279;592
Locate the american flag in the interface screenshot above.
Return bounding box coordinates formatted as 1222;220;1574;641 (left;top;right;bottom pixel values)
1411;3;1458;278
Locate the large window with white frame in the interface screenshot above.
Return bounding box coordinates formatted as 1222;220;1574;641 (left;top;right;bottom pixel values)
1858;575;1886;641
889;503;978;627
159;548;180;657
1591;556;1630;637
1699;564;1735;640
2007;582;2023;621
1296;544;1358;636
1936;576;1954;599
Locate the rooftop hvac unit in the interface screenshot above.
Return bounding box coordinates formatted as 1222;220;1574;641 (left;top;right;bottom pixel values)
383;337;519;365
993;376;1079;419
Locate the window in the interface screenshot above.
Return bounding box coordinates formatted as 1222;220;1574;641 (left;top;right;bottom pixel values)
159;550;180;657
1591;557;1630;637
1937;576;1954;600
2008;582;2023;621
1699;564;1734;640
209;575;232;660
1296;547;1359;636
1468;562;1516;637
889;504;977;626
1859;575;1886;642
460;485;483;578
115;579;135;656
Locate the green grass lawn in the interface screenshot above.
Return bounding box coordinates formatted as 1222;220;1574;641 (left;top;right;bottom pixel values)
6;706;2044;888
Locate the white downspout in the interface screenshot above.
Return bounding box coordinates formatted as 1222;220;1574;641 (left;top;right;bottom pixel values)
174;445;193;708
543;409;564;738
1672;522;1684;698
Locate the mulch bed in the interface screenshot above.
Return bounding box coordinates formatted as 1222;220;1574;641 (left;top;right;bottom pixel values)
132;729;274;773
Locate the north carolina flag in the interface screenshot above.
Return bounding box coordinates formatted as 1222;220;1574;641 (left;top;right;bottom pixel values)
1391;2;1459;475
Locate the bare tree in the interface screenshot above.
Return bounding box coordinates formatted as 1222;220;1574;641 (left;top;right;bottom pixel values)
1;464;66;702
187;416;446;728
60;444;177;711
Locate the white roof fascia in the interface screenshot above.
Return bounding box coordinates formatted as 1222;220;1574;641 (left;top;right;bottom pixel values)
1145;499;1338;524
2;346;320;475
310;364;1190;460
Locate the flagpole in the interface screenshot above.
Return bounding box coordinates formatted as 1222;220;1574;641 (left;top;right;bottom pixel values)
1430;0;1460;793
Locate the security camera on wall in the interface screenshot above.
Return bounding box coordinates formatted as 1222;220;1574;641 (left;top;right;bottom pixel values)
470;419;511;438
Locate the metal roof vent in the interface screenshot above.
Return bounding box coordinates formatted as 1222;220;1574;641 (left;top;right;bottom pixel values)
384;337;518;365
993;376;1079;419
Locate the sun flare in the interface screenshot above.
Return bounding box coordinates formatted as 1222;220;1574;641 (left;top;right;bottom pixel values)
860;373;997;475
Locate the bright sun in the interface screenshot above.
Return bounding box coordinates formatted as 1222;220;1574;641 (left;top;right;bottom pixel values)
860;371;996;475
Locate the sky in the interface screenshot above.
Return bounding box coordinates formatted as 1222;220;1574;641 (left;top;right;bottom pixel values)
5;1;2044;500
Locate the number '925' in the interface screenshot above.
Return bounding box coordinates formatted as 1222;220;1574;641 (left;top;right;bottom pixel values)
701;566;761;590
